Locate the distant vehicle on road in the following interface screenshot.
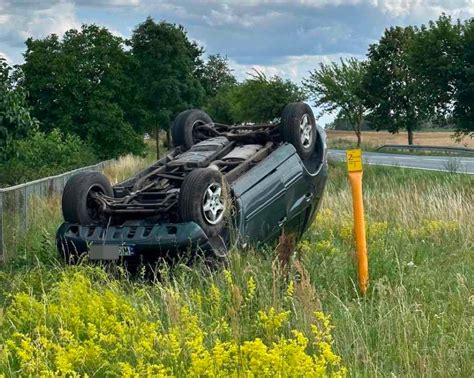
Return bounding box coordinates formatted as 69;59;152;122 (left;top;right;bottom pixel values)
57;102;328;264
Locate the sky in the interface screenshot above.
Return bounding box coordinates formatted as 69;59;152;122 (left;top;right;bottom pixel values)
0;0;473;125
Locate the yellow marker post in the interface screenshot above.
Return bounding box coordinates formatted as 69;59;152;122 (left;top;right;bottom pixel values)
346;149;368;295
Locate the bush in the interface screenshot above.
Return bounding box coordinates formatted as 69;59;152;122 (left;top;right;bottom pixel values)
0;129;97;186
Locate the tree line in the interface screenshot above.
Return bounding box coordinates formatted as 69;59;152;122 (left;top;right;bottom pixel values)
1;15;472;185
0;18;304;185
305;15;473;146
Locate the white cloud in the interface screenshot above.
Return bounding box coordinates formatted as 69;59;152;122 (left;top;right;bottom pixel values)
76;0;141;6
375;0;474;19
107;28;126;38
143;0;474;23
0;14;11;25
24;2;80;39
202;8;284;28
0;1;79;51
230;53;365;83
1;0;473;70
0;51;12;64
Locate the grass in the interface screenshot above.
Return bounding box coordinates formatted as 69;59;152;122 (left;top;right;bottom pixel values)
103;154;156;184
302;165;473;376
327;137;379;152
0;157;473;376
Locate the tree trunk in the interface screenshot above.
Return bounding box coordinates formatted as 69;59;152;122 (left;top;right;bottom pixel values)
155;125;160;159
349;114;363;148
166;128;171;150
354;116;363;148
407;127;414;145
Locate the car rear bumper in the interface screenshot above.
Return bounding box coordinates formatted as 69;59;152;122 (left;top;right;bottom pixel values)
56;221;214;261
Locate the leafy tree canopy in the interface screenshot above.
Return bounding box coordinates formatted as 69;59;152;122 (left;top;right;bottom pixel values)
410;14;463;122
231;70;305;123
304;58;368;146
130;17;204;131
454;18;474;137
200;54;237;98
364;26;425;144
200;54;237;124
0;56;38;158
0;128;97;186
22;24;144;159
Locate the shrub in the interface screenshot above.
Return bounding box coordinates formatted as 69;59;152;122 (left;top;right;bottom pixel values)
0;129;97;186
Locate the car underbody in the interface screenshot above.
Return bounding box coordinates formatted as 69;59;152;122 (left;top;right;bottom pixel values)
57;103;328;263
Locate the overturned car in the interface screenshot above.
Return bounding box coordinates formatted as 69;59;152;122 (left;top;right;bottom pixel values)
56;102;328;263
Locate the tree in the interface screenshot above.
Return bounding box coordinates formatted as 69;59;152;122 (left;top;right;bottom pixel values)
130;18;204;156
200;54;237;98
364;26;426;145
200;54;237;124
0;56;38;160
231;70;305;123
22;24;144;159
410;14;463;124
454;18;474;137
204;86;238;125
304;58;368;147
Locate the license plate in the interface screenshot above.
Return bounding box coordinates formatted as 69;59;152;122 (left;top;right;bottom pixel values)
89;244;135;260
118;245;135;257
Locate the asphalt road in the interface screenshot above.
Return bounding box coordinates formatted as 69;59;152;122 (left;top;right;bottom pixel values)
328;149;474;175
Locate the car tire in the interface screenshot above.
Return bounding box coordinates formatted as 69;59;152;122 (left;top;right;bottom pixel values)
62;172;113;225
179;168;230;237
280;102;317;160
171;109;213;150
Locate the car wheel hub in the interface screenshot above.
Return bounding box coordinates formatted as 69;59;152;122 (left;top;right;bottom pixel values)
202;183;225;225
300;114;313;148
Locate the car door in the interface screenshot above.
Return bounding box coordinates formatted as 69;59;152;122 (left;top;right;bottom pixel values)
280;154;314;234
232;145;293;243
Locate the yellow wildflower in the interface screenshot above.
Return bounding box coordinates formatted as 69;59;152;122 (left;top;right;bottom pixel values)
258;307;290;336
223;269;233;286
246;276;256;301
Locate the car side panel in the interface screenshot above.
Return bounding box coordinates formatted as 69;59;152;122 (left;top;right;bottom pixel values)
233;143;328;246
238;171;287;242
279;154;310;221
232;144;296;243
300;162;328;234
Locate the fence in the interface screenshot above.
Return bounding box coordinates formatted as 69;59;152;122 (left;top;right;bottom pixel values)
0;160;113;261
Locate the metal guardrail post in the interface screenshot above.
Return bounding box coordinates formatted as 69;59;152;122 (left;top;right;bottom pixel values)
21;186;28;230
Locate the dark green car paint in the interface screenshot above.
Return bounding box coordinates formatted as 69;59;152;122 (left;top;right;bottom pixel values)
57;221;213;261
233;143;327;245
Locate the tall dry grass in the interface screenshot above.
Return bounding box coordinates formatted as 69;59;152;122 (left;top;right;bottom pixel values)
102;154;155;184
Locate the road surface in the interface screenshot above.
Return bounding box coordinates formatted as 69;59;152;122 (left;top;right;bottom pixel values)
328;150;474;175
